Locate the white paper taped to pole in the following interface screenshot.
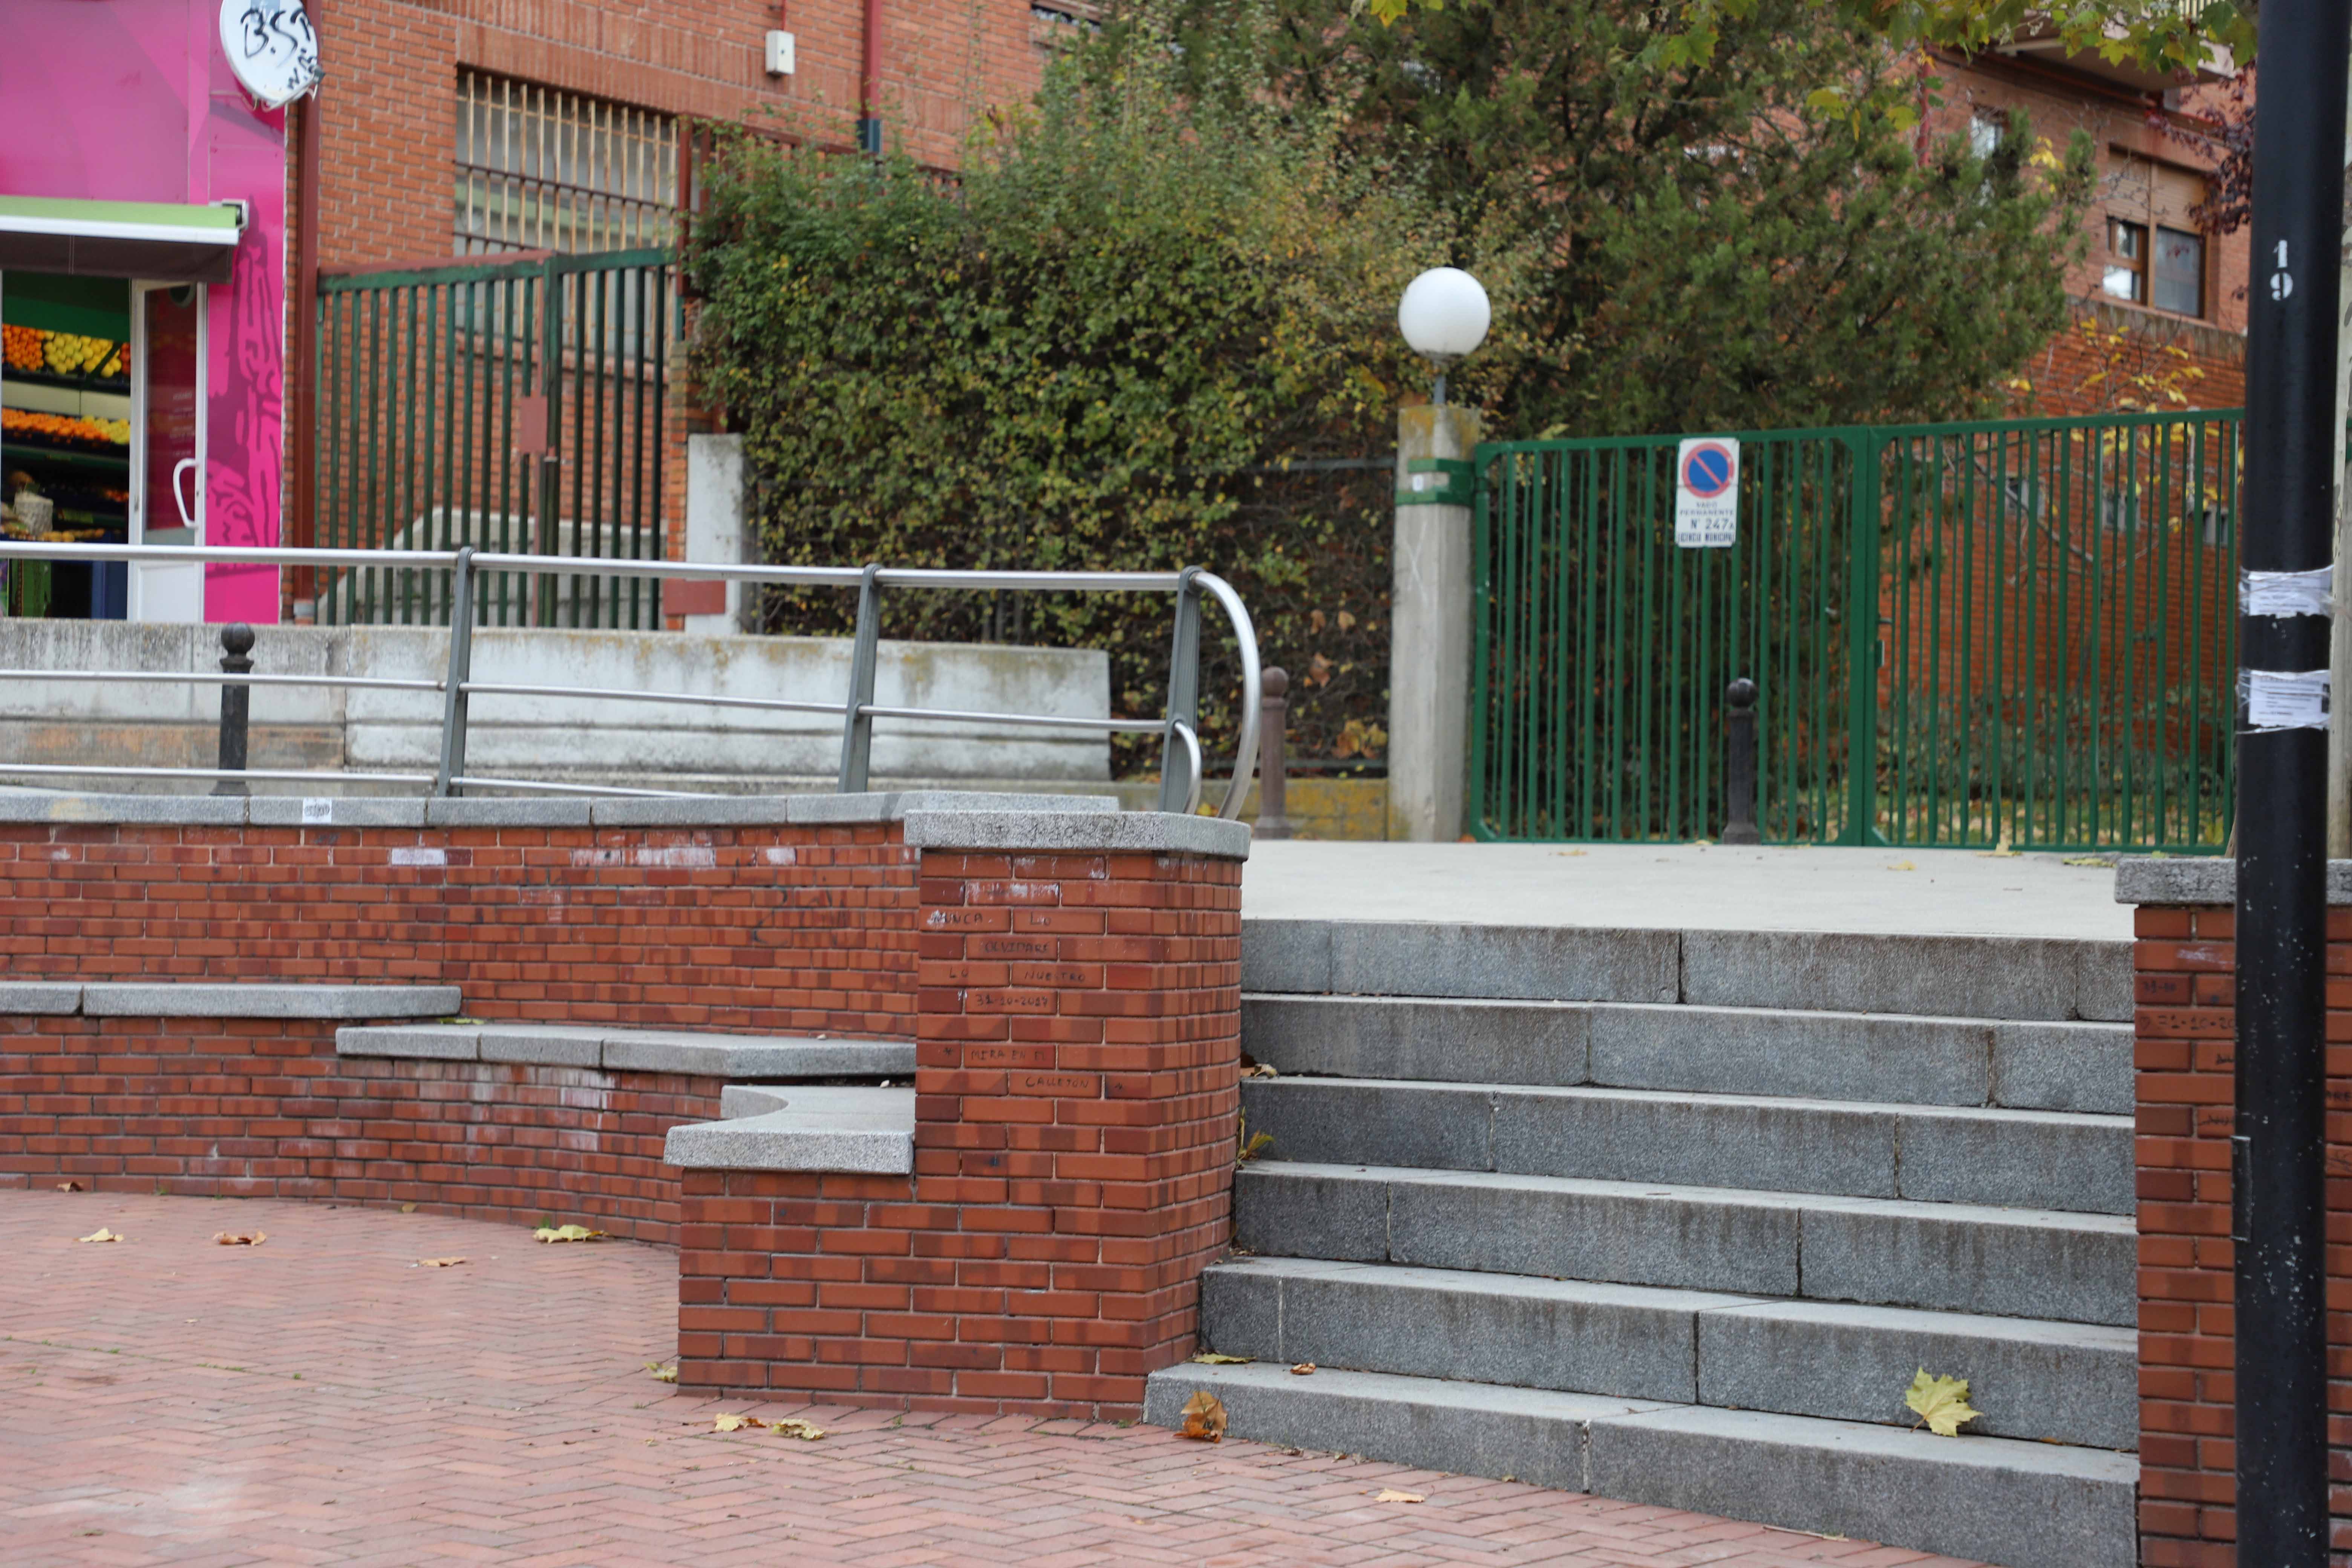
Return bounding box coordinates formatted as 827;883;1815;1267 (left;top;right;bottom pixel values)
2239;668;2332;731
2241;565;2334;617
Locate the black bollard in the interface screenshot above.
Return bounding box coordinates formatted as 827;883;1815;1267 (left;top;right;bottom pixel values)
1255;668;1292;839
211;623;254;798
1720;677;1759;845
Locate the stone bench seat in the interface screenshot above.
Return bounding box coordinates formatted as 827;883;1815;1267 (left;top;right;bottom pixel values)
663;1086;916;1175
2;981;462;1018
337;1022;916;1079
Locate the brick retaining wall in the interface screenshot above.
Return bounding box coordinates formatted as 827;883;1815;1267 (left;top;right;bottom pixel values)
0;1013;721;1243
0;808;917;1036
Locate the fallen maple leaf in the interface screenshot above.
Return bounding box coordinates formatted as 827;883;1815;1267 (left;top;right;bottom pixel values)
1290;1362;1317;1375
1190;1352;1251;1365
1904;1367;1980;1438
1374;1489;1424;1504
713;1413;760;1432
55;1181;81;1192
1177;1390;1227;1442
1241;1063;1278;1079
212;1231;266;1247
534;1223;608;1244
418;1257;466;1268
399;1203;418;1214
77;1228;122;1243
770;1418;825;1440
645;1362;677;1382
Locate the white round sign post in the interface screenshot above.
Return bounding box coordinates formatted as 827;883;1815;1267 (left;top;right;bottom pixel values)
220;0;323;110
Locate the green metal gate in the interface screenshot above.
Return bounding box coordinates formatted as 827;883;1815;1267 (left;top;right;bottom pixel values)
1470;409;2241;852
313;247;674;629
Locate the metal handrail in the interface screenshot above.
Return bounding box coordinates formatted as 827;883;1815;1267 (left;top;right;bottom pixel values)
0;541;1262;819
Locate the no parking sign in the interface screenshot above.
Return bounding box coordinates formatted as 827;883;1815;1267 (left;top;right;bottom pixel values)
1674;438;1739;548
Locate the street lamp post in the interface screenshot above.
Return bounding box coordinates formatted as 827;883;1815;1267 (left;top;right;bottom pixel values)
1387;266;1490;843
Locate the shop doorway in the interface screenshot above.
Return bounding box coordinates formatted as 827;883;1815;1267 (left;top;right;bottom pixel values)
0;270;207;622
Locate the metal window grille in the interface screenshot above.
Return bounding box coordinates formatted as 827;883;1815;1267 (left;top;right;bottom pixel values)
455;72;678;256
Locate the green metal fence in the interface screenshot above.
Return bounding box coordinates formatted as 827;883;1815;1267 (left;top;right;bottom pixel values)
1470;409;2240;851
314;247;674;629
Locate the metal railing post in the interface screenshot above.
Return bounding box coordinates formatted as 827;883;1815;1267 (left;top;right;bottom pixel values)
210;624;255;798
1721;676;1760;844
836;562;884;793
1158;566;1204;813
1254;667;1292;838
434;547;478;797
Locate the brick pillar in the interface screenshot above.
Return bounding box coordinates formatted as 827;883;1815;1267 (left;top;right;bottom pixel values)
2124;859;2352;1568
675;809;1249;1419
909;810;1247;1416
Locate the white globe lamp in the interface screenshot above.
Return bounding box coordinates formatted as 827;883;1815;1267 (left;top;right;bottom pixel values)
1397;266;1489;404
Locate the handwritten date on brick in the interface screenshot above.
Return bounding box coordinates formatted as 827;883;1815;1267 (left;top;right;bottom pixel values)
966;988;1056;1014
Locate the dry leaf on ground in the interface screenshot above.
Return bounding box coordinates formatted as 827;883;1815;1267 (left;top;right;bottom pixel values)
1190;1352;1251;1365
2061;855;2115;868
1885;861;1916;872
1290;1362;1317;1375
213;1231;266;1246
1241;1063;1279;1079
1374;1489;1424;1504
713;1413;760;1432
770;1418;825;1440
77;1228;122;1243
1904;1367;1980;1438
645;1362;677;1382
418;1257;466;1268
399;1203;418;1214
533;1223;608;1244
1977;842;2019;859
1177;1390;1227;1442
55;1181;81;1192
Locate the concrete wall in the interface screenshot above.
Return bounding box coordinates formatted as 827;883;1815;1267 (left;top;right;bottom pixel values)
0;620;1109;793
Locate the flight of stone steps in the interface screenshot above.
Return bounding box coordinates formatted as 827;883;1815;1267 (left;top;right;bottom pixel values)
1146;919;2137;1568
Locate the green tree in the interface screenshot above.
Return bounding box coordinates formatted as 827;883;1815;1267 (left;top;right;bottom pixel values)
1229;0;2098;436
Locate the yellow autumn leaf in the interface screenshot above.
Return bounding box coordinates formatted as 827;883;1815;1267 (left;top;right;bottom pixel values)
77;1228;122;1243
770;1417;825;1440
418;1257;466;1268
213;1231;266;1246
645;1362;677;1382
1178;1389;1227;1441
1191;1352;1251;1364
1290;1362;1317;1375
1904;1367;1980;1437
1374;1488;1424;1503
534;1223;608;1244
713;1413;759;1432
1886;861;1916;872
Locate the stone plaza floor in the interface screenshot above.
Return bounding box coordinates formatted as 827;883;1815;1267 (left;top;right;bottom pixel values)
0;1191;1989;1568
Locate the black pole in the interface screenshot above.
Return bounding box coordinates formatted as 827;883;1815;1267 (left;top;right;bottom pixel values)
1721;677;1759;845
2236;0;2345;1559
211;623;254;798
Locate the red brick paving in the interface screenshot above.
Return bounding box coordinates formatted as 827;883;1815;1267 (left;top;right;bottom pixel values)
0;1192;1988;1567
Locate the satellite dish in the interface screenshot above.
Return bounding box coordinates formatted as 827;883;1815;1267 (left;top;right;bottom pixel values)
219;0;323;110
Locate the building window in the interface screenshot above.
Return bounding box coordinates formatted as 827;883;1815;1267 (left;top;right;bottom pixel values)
1969;111;2004;160
2103;218;2147;304
2101;153;2207;319
455;72;678;255
2152;226;2205;316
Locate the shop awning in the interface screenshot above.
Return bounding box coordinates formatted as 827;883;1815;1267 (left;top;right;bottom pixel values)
0;196;245;284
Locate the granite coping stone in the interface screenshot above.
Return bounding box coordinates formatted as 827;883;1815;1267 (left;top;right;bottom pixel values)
662;1087;916;1174
65;984;462;1019
0;789;1125;830
333;1023;916;1079
0;982;86;1015
2116;856;2352;906
903;807;1250;859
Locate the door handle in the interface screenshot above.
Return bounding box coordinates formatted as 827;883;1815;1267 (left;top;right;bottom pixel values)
172;459;199;535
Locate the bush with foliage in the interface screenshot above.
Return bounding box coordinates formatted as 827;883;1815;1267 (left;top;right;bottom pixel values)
688;0;2095;774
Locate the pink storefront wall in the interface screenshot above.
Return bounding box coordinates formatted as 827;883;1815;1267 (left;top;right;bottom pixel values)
2;0;288;623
